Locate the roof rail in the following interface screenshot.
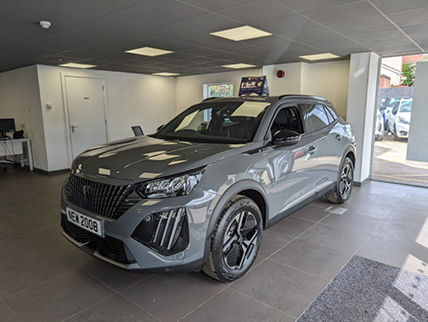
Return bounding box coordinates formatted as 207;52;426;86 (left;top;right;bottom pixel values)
278;94;327;101
202;97;221;101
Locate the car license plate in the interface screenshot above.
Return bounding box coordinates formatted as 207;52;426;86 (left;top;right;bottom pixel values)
66;207;104;237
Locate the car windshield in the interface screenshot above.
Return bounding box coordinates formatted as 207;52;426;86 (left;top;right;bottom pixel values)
400;100;412;113
152;101;269;143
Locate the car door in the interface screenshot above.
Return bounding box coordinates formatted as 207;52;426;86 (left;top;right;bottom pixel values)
264;104;320;218
300;103;343;186
389;102;400;133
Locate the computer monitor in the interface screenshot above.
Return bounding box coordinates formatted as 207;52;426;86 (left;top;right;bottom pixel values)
0;118;16;137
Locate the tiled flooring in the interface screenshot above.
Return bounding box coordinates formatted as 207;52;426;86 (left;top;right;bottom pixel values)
1;169;428;322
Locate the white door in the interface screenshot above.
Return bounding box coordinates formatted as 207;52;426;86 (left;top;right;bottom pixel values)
65;76;107;160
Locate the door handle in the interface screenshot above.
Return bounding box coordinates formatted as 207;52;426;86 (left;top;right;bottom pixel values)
71;125;79;133
335;134;342;141
308;146;317;155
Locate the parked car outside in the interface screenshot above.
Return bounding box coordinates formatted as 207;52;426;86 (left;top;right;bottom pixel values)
387;98;412;140
375;108;384;141
60;95;356;282
379;96;412;131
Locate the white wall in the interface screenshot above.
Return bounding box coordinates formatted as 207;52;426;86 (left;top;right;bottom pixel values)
262;62;302;95
0;66;48;170
175;68;262;113
301;60;350;118
37;65;176;171
346;52;381;184
381;56;402;85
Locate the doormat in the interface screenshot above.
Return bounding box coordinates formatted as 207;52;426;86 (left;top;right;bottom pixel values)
297;256;428;321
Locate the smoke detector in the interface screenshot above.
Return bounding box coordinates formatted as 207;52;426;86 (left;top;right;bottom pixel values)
39;21;51;29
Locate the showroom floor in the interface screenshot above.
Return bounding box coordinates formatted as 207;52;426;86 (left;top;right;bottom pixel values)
1;169;428;322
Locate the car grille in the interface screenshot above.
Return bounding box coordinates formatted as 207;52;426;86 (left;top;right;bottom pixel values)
132;208;189;256
65;174;140;220
61;214;132;264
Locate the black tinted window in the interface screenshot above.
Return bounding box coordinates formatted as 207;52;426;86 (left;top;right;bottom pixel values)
304;104;330;132
324;105;338;122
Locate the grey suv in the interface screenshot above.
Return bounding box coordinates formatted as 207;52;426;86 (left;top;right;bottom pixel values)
61;95;356;282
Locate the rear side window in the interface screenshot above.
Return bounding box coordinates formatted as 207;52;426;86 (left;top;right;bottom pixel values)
324;105;339;122
303;104;331;132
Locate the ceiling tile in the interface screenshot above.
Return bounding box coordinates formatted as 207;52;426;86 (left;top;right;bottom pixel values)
253;15;319;34
241;35;294;53
300;35;356;50
173;13;241;33
209;41;258;52
178;0;255;11
280;26;340;42
387;8;428;27
282;42;323;56
181;47;226;56
217;0;294;24
305;1;381;26
122;0;206;23
402;23;428;37
328;16;394;35
369;0;428;15
142;24;204;41
275;0;359;13
180;33;230;47
346;28;405;43
326;43;371;56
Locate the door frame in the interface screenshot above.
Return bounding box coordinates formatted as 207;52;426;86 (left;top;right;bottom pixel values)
60;74;108;167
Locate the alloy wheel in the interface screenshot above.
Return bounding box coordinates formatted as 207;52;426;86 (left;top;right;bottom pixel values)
339;163;353;200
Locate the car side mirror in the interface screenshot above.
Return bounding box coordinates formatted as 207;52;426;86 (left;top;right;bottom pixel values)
272;129;301;147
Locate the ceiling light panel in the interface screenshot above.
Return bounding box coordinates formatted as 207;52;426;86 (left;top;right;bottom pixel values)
211;26;272;41
152;72;181;76
221;63;257;69
299;53;341;61
59;63;96;69
126;47;173;57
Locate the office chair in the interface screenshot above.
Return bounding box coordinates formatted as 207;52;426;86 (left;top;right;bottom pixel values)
131;126;144;136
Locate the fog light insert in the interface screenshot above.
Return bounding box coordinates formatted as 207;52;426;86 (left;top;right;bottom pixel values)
132;208;189;255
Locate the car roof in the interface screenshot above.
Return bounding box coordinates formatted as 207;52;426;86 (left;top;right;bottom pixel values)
202;94;329;104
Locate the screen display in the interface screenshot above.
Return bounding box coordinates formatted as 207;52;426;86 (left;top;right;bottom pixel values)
0;118;16;133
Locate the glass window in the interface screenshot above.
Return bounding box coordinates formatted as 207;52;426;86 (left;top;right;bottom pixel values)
304;104;330;132
400;100;412;113
154;101;269;143
205;83;234;98
324;105;339;122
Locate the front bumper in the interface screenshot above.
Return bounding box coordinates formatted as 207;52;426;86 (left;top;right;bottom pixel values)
60;186;217;273
396;122;409;138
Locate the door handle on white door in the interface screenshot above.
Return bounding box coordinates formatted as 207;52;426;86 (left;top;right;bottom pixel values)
71;125;79;132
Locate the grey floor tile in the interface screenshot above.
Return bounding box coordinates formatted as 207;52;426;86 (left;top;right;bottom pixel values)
0;235;76;298
320;212;382;234
64;294;158;322
341;199;392;219
372;219;428;244
385;208;428;224
0;221;24;242
357;235;428;276
4;269;114;322
32;225;95;267
230;259;328;317
308;196;333;209
258;228;292;258
297;223;370;254
269;216;315;238
181;288;295;322
290;204;330;222
351;193;403;208
121;273;225;322
0;300;17;322
270;239;352;280
83;260;150;292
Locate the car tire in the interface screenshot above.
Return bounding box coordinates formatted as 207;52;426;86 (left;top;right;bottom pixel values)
203;195;263;282
325;157;354;204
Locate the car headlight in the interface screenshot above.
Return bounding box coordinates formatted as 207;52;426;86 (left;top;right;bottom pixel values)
137;169;204;199
398;116;409;125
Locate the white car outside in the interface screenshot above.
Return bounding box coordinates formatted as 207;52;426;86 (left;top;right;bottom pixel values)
387;99;412;140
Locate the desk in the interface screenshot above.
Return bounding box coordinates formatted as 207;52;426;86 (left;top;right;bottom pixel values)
0;139;34;171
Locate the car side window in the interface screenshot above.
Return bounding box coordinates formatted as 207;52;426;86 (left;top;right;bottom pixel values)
303;104;331;132
324;105;338;122
270;106;304;137
391;104;399;115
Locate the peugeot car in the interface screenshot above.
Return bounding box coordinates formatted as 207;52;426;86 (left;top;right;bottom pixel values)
61;95;356;282
387;98;412;140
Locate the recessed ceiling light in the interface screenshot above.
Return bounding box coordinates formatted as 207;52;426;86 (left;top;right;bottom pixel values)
152;72;181;76
299;53;341;61
126;47;173;57
59;63;96;69
211;26;272;41
221;63;257;69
